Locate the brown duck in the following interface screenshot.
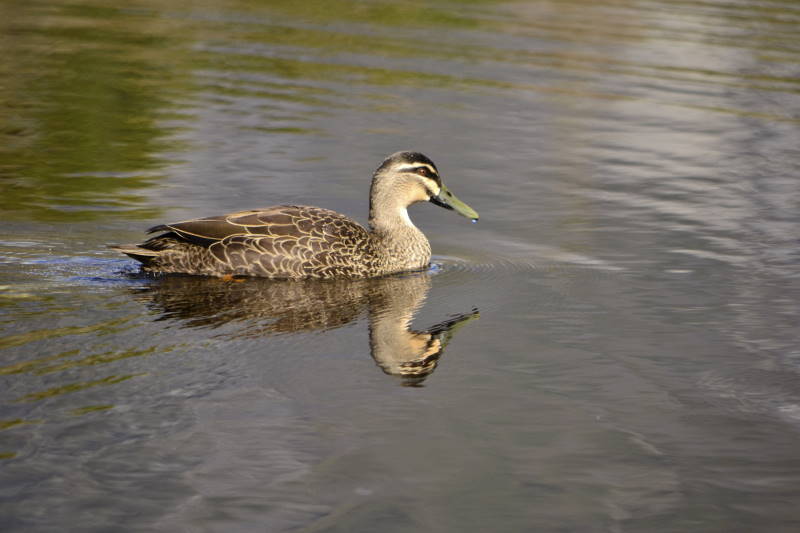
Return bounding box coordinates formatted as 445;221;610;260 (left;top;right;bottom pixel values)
112;151;479;279
131;272;479;384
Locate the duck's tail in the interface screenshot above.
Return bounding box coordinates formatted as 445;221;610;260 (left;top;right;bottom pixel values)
108;244;159;265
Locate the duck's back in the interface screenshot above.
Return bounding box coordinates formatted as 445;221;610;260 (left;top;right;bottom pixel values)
114;205;380;279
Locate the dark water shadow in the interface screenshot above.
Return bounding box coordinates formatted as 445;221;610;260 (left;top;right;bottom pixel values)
128;272;478;386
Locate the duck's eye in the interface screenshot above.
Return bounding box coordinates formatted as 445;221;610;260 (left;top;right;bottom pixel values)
416;167;430;177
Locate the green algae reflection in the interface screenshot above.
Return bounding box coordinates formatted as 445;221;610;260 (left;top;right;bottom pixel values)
0;0;191;222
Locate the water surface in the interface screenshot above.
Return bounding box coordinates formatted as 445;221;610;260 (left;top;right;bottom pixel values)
2;0;800;531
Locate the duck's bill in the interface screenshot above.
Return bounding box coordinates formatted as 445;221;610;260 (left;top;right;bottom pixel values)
430;185;479;222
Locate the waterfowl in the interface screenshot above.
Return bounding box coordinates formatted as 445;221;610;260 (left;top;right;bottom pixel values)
133;272;479;384
112;151;479;279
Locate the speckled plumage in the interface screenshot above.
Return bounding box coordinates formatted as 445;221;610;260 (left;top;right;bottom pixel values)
112;151;478;279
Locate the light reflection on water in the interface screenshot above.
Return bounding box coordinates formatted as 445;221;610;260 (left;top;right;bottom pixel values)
2;0;800;531
129;271;480;385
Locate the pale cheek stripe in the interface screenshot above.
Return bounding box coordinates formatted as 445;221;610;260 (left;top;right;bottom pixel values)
393;165;441;197
395;163;438;175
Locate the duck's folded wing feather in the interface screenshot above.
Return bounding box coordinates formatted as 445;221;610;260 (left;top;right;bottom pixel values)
147;205;347;246
145;205;374;278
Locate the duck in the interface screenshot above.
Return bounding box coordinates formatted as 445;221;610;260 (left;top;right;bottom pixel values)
131;271;479;384
111;151;479;279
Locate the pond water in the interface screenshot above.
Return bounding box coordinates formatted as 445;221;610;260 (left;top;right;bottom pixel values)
2;0;800;531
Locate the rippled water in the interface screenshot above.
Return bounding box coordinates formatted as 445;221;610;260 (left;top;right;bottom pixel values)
2;0;800;531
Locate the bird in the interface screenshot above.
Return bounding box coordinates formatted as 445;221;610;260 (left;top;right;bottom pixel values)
129;271;479;384
111;151;479;279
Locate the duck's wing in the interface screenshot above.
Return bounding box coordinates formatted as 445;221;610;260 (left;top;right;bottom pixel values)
148;205;362;244
147;205;374;278
148;205;310;245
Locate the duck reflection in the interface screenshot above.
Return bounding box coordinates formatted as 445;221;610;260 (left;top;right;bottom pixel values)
130;272;478;385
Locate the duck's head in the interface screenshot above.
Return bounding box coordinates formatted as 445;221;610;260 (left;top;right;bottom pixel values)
371;151;479;222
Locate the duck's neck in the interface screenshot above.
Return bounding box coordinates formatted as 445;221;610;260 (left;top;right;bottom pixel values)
368;183;431;269
369;202;427;250
368;275;436;379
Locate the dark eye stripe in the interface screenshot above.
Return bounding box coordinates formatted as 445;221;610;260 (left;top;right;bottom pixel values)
403;164;441;185
397;163;435;173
